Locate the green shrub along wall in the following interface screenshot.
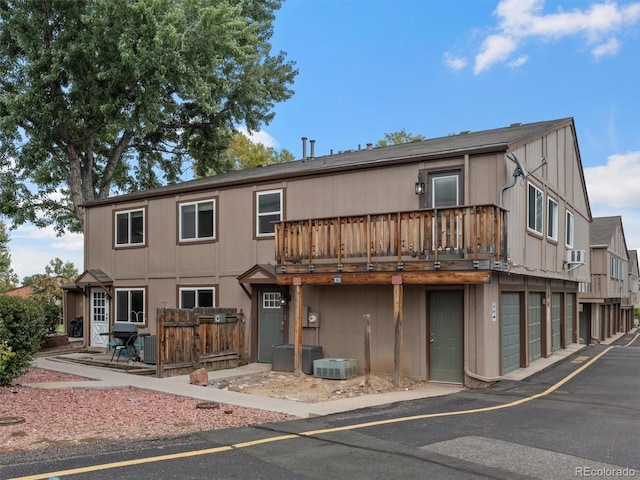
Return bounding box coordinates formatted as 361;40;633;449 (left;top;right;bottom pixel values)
0;295;47;386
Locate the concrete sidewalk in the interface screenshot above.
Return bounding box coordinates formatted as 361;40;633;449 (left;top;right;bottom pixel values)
28;331;632;418
30;355;463;418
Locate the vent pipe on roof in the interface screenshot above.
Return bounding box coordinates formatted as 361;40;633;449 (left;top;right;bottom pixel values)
310;139;315;158
366;143;372;150
301;137;307;159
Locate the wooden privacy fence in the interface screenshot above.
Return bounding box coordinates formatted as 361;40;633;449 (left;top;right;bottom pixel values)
156;307;245;377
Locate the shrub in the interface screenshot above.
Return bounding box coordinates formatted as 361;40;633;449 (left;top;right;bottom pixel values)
0;295;47;386
0;341;16;381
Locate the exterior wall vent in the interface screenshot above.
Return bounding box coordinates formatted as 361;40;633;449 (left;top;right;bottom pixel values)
313;358;357;379
566;249;586;265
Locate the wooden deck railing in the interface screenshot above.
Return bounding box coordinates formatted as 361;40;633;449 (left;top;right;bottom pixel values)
275;205;507;266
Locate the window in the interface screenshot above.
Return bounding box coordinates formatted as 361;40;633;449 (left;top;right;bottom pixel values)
431;173;460;207
115;288;145;323
610;256;624;280
256;189;283;237
180;199;215;241
263;292;281;309
179;288;215;309
547;197;558;241
115;209;145;246
527;183;543;235
566;211;574;247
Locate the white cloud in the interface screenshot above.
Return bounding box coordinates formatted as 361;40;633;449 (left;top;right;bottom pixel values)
475;34;518;74
591;38;621;59
443;52;468;71
469;0;640;74
584;151;640;209
507;55;529;68
585;151;640;252
238;127;279;148
8;224;83;281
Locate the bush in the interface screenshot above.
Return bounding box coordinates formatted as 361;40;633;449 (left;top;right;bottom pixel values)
42;303;62;335
0;341;16;381
0;295;47;386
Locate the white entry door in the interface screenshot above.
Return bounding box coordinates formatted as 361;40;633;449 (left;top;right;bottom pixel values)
90;289;110;348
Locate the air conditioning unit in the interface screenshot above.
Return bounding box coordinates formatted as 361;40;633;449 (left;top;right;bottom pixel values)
566;249;586;265
313;358;357;380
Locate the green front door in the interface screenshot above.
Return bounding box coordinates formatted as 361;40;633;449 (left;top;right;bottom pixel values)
257;290;284;363
429;291;463;383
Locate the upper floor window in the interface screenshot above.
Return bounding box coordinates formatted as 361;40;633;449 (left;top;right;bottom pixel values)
547;197;558;241
115;209;145;247
566;210;574;248
527;183;543;235
431;172;460;208
610;256;624;280
179;287;215;309
180;199;215;242
115;288;145;323
256;189;283;237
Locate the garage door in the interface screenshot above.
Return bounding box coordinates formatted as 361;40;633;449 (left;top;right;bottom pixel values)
501;292;521;374
566;293;574;345
528;293;542;362
551;293;562;351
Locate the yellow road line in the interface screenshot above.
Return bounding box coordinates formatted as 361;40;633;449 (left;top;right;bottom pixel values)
7;346;615;480
299;346;614;436
623;333;640;347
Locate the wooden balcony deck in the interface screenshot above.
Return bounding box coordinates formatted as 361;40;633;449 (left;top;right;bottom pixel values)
274;205;507;284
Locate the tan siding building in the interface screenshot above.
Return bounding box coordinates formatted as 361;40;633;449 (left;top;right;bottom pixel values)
72;117;593;386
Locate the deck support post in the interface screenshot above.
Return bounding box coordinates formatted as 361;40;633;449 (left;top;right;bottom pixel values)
392;275;403;387
293;278;303;376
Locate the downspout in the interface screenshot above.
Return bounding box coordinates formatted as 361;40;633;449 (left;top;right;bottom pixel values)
464;285;503;384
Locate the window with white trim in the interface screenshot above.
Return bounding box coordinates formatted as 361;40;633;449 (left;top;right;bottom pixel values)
610;256;624;280
179;288;215;309
263;292;281;309
566;210;574;248
430;172;460;208
547;197;558;241
115;288;145;323
256;189;282;237
115;209;145;246
179;199;215;241
527;183;543;235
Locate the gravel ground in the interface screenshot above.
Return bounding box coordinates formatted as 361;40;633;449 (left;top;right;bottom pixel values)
0;368;297;453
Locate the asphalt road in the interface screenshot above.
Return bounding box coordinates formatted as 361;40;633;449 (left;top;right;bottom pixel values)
3;332;640;480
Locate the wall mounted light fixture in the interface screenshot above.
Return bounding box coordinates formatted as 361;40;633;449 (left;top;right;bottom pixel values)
279;293;289;307
415;173;425;195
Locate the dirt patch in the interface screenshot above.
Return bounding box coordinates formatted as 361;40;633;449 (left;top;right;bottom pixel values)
212;370;425;403
1;368;295;452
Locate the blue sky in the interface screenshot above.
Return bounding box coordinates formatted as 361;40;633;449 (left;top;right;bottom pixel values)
7;0;640;281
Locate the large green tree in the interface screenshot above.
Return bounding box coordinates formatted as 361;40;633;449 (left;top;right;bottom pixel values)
376;129;425;147
0;221;18;292
0;0;297;233
203;131;293;175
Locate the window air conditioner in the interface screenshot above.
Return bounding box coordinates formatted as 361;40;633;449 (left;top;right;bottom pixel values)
566;249;586;265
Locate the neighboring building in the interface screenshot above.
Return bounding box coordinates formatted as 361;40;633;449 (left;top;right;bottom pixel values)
623;249;639;329
69;117;592;386
579;216;632;343
2;285;34;298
